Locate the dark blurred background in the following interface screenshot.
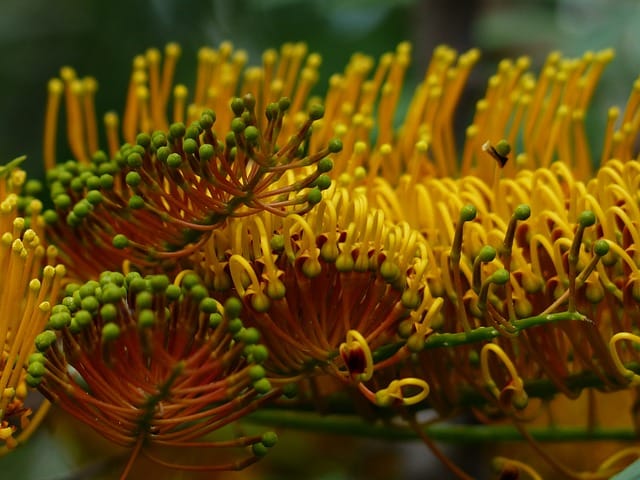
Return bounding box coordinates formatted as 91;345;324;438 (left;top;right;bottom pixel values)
0;0;639;478
1;0;639;177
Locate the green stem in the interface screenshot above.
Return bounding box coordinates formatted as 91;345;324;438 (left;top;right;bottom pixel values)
245;409;637;443
373;311;586;363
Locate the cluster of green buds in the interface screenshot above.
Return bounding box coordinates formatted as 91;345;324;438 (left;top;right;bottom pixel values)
29;270;278;475
44;96;342;278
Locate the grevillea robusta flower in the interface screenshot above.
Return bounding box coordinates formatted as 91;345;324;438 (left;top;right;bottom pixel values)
31;40;640;479
28;271;278;478
0;158;65;451
43;42;342;278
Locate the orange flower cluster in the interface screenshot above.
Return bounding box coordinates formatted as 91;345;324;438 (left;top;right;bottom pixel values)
17;41;640;478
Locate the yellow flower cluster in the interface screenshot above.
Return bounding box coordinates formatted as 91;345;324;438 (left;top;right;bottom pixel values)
22;40;640;478
0;158;65;451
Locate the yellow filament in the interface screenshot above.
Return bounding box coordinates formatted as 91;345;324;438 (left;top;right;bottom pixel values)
609;332;640;385
44;78;64;170
480;343;527;406
339;330;373;382
375;378;430;407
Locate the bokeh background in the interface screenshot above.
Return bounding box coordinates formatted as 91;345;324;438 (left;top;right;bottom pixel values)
0;0;639;478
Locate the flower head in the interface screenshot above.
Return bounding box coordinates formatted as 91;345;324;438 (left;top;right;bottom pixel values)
34;39;640;479
43;42;342;278
0;157;65;451
30;270;277;476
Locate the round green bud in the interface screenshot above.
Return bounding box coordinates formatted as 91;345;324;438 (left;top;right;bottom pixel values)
138;309;155;328
230;97;245;116
101;284;124;303
199;111;216;129
250;344;269;363
125;171;142;187
152;131;167;149
136;133;151;149
100;174;114;190
149;274;170;293
181;273;201;290
165;284;182;301
244;125;259;143
86;175;101;190
26;374;42;388
127;152;143;168
169;122;186;139
166;153;182;168
25;179;43;196
101;322;121;341
199;297;218;314
308;103;324;120
136;291;153;309
128;195;145;209
69;177;85;192
594;239;609;256
224;297;242;318
74;310;93;327
66;211;81;227
278;97;291;112
231;118;245;134
78;282;97;298
57;170;73;186
317;158;333;173
28;353;45;365
199;144;215;161
51;304;70;315
157;146;170;163
315;174;331;191
100;303;118;321
514;204;531;221
307;187;322;205
48;312;71;330
270;234;284;251
112;234;129;249
252;442;269;457
239;327;260;345
90;151;107;165
380;260;400;282
228;317;243;334
189;285;208;301
184;124;200;141
86;190;103;205
243;93;256;110
490;268;510;285
328;138;343;153
98;162;119;176
248;365;265;381
80;296;99;313
578;210;596;228
35;330;57;352
253;378;271;394
265;103;278;120
209;312;223;328
261;431;278;448
43;209;58;225
183;138;198;155
460;204;477;222
478;245;497;263
54;194;72;210
401;290;421;309
495;139;511;157
128;277;148;294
